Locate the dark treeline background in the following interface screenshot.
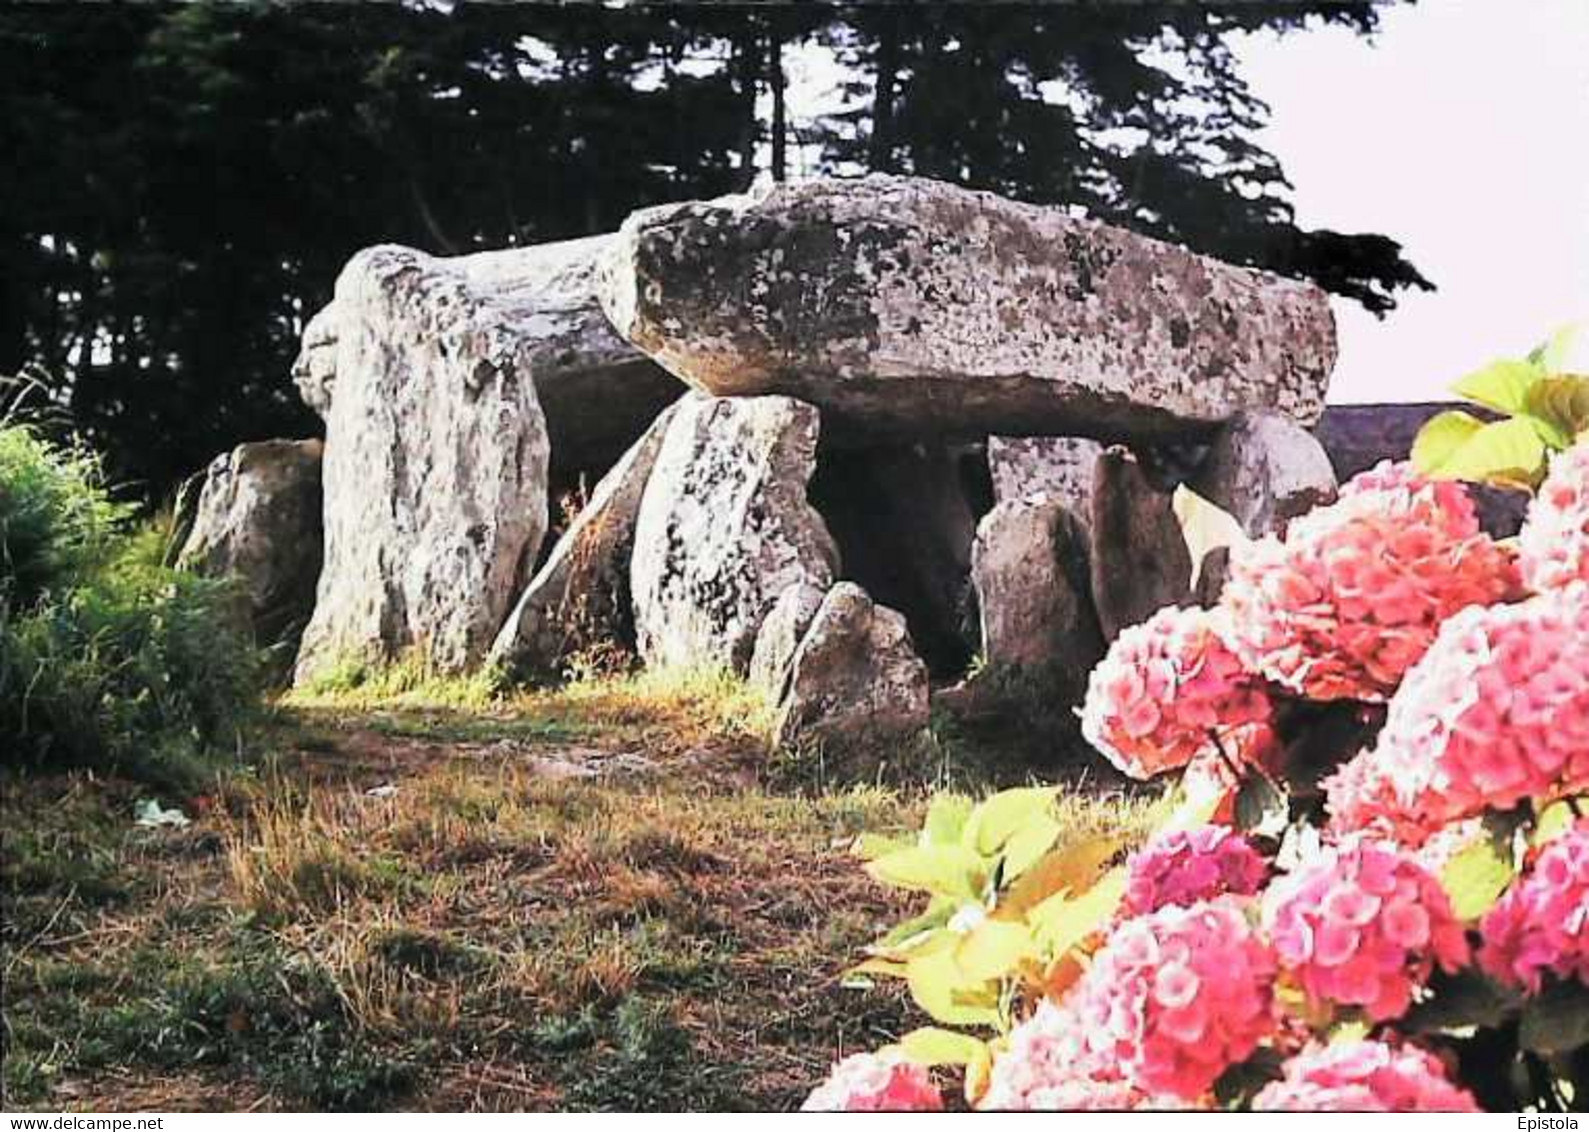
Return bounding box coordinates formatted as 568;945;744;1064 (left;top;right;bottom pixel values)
1;1;1431;501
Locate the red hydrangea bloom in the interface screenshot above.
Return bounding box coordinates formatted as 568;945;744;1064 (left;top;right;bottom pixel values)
1120;825;1269;918
1520;442;1589;593
1081;606;1276;781
1221;461;1523;702
1478;820;1589;992
1253;1040;1482;1112
1064;898;1276;1099
801;1051;943;1112
1336;586;1589;833
979;1001;1194;1111
1261;840;1469;1020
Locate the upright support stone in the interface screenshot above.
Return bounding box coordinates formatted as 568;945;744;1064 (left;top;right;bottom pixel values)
1090;447;1193;640
294;246;551;684
1191;411;1338;538
629;395;839;673
489;397;688;677
971;497;1102;672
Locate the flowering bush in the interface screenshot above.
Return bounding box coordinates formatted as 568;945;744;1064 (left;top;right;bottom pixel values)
1479;821;1589;992
1081;605;1274;780
1120;825;1267;918
1066;898;1276;1098
1220;461;1522;702
1332;586;1589;835
1253;1040;1480;1112
801;1051;944;1111
815;333;1589;1114
1521;443;1589;592
1262;841;1468;1020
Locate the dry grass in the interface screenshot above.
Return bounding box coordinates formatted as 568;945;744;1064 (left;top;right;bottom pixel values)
3;669;1149;1112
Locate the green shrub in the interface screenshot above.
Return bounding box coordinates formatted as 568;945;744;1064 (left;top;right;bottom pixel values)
0;424;260;785
0;425;125;609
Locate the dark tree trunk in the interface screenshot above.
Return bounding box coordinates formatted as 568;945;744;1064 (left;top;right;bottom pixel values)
769;23;787;182
869;14;901;172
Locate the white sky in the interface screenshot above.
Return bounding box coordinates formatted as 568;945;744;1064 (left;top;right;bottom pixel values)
1236;0;1589;403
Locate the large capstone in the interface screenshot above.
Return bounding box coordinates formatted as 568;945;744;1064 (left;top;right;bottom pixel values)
600;174;1336;444
489;397;687;678
629;394;839;673
177;439;323;649
294;234;682;486
294;246;552;684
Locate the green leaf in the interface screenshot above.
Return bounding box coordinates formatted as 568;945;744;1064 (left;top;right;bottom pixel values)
1440;825;1519;921
1452;358;1542;414
866;844;985;900
955;919;1034;982
1234;771;1289;839
1411;409;1486;475
1428;416;1549;489
961;787;1058;857
922;793;974;848
875;898;956;951
896;1027;988;1067
1402;969;1520;1036
1525;374;1589;449
905;948;1002;1028
1519;980;1589;1054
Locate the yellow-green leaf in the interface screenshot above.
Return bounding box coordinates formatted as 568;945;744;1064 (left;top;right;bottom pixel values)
1428;416;1548;489
1440;830;1518;921
1527;322;1584;372
1150;778;1228;834
961;787;1058;857
955;919;1034;982
867;844;985;900
906;949;1002;1028
896;1027;989;1067
1411;409;1486;475
1029;866;1126;957
922;793;974;847
998;814;1064;882
1173;484;1252;580
1533;797;1586;847
1452;358;1541;415
998;833;1124;917
853;832;913;861
1525;374;1589;447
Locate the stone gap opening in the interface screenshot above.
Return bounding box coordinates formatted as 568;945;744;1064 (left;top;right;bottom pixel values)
807;434;994;679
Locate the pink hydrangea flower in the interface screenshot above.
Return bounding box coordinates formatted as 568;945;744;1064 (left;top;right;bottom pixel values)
801;1051;944;1112
1520;442;1589;593
1253;1040;1481;1112
979;1001;1195;1111
1334;586;1589;833
1120;825;1269;918
1081;605;1276;781
1478;820;1589;992
1261;841;1469;1020
1064;898;1276;1099
1221;461;1523;702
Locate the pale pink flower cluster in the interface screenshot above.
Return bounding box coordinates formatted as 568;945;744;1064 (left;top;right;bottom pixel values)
1065;898;1275;1099
1080;606;1275;781
978;1001;1192;1111
1221;461;1522;702
1520;442;1589;593
1331;587;1589;834
1120;825;1268;918
1479;820;1589;992
1252;1040;1481;1112
801;1051;944;1112
1262;841;1468;1020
